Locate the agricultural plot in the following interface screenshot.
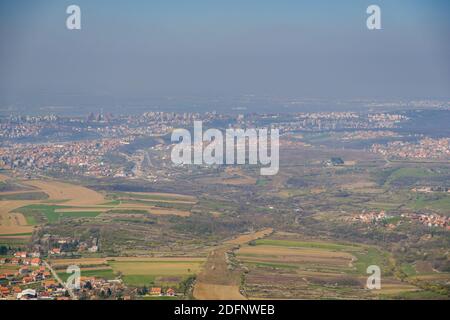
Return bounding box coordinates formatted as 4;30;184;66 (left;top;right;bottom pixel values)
51;256;205;289
193;247;246;300
238;236;422;300
105;191;196;217
108;257;204;287
23;180;106;206
1;178;197;241
108;192;197;204
0;179;107;238
193;228;273;300
0;201;35;236
13;204;102;224
58;267;116;282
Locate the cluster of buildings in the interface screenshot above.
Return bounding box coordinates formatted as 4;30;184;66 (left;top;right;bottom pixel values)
148;287;176;297
0;123;44;140
353;210;390;224
0;251;66;300
140;111;222;124
371;138;450;159
76;277;129;300
352;211;450;230
238;112;408;134
0;138;132;177
367;113;407;123
36;235;100;257
0;250;131;300
411;186;450;193
0;115;59;140
2;253;43;267
340;130;399;141
408;213;450;229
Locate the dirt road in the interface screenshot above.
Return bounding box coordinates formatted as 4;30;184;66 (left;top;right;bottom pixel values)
193;228;273;300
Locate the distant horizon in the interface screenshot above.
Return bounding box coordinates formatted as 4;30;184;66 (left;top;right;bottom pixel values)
1;95;449;118
1;0;449;108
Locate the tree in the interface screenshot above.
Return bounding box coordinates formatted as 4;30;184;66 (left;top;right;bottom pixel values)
0;246;7;255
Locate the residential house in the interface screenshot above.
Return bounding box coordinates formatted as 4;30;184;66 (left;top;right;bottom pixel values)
31;258;41;266
43;279;57;289
150;287;162;296
49;248;61;255
30;252;41;258
166;288;176;296
22;258;31;265
14;252;27;258
19;266;30;275
22;276;33;284
0;286;10;296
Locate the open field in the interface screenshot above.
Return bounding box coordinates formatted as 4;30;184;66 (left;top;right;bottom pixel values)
0;191;49;201
0;178;196;237
252;239;360;252
57;267;116;282
109;260;202;275
0;179;106;236
225;228;273;245
193;247;246;300
0;200;36;235
197;167;257;186
109;258;204;287
237;235;427;299
51;258;108;267
110;192;197;204
13;204;102;224
194;283;246;300
112;203;191;217
193;228;273;300
238;246;355;267
51;256;205;287
23;180;105;206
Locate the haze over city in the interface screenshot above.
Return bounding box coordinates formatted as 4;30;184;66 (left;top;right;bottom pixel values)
0;0;449;114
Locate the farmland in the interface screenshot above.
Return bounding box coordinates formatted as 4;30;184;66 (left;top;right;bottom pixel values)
0;109;449;300
237;235;429;299
0;177;199;238
51;256;205;289
193;228;273;300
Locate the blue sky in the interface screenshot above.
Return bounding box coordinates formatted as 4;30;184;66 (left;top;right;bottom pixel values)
0;0;449;104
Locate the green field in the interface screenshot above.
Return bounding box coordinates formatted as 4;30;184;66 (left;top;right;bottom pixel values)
121;275;156;286
409;193;450;212
0;232;33;237
14;204;101;224
254;239;360;251
58;268;116;282
110;192;195;202
0;192;49;201
387;167;439;184
353;247;391;274
108;259;203;287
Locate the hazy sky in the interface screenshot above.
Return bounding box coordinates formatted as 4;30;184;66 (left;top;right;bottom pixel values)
0;0;449;105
